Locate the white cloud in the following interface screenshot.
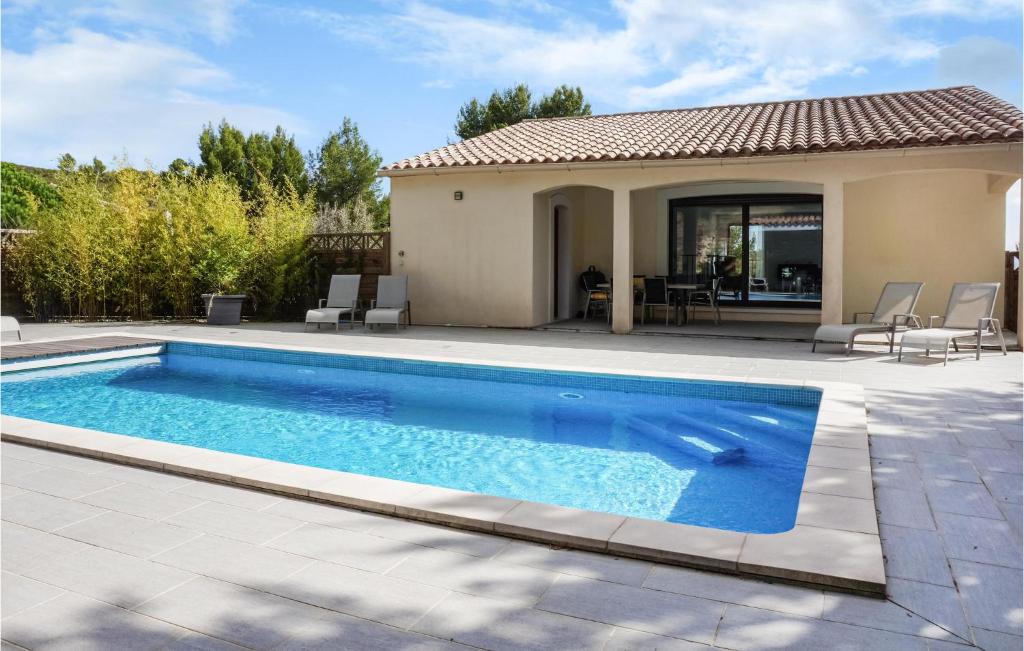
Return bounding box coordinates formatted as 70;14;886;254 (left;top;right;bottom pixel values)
73;0;247;45
1;29;303;168
307;0;1013;110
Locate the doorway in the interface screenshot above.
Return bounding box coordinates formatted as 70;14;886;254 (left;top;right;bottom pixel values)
552;205;574;320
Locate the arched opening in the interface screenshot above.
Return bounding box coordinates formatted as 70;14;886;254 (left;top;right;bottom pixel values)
533;186;614;325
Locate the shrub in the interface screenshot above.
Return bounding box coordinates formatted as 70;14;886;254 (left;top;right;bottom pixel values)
8;164;316;321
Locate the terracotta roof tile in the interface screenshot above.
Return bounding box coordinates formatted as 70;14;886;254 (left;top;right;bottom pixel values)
383;86;1022;172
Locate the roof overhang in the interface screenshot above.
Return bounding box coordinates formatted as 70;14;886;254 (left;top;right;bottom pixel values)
379;142;1021;178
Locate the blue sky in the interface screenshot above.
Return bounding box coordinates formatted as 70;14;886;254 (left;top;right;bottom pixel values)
2;0;1022;242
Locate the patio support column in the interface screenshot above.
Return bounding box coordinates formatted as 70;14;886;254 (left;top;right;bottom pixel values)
821;180;844;325
612;189;633;334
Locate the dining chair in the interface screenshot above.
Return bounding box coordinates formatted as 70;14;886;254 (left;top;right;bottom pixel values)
687;277;722;325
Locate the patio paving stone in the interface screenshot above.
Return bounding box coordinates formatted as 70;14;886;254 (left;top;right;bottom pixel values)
134;576;319;650
933;512;1022;569
413;591;615;651
368;514;512;558
604;627;712;650
536;575;725;644
886;577;972;641
949;560;1024;635
171;478;284;511
494;540;652;586
387;547;560;605
714;603;931;651
163;500;301;545
267;559;450;628
916;452;982;484
1;489;107;532
970;628;1024;651
642;565;825;617
77;482;205;520
821;590;957;640
1;522;91;574
875;487;937;530
19;544;195;609
1;456;48;481
878;524;955;587
870;458;925;490
1;571;65;619
151;533;313;589
55;511;199;559
260;497;390;532
266;521;421;573
923;478;1005;519
980;471;1024;504
3;466;121;500
94;463;195;492
2;591;189;651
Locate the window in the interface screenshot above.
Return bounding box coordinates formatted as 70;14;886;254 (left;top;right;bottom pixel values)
668;194;823;307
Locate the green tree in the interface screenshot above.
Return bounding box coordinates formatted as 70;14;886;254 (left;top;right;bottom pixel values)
308;118;382;209
0;163;61;229
454;84;591;139
197;121;308;201
57;153;77;174
165;158;194;179
534;84;591;119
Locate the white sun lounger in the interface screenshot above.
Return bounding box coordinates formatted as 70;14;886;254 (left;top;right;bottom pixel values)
305;274;361;331
898;282;1007;366
1;316;22;340
812;282;924;354
364;275;410;331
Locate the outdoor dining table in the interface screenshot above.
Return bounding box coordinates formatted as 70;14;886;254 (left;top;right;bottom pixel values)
667;283;700;325
595;281;700;325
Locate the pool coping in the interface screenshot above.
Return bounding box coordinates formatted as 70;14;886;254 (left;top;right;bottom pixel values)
0;332;885;596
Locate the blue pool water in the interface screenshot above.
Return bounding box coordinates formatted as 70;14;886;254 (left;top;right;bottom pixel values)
0;343;820;533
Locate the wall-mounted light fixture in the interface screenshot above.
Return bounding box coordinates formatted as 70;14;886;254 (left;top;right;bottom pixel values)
453;191;463;200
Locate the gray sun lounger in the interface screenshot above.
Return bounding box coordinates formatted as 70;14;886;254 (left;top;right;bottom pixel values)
364;275;410;331
305;274;361;331
898;282;1007;366
812;282;924;354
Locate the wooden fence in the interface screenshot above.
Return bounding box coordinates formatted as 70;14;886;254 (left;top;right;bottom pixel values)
310;232;391;306
1006;250;1019;334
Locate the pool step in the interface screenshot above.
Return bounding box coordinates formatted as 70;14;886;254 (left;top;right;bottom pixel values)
626;415;744;465
714;408;813;449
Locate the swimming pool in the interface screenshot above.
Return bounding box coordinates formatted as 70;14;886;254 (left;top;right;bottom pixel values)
0;342;820;534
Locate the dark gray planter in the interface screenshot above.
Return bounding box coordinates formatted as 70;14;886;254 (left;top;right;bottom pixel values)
201;294;245;325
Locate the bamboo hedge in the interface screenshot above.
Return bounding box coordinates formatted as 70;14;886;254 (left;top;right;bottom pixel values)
8;166;315;321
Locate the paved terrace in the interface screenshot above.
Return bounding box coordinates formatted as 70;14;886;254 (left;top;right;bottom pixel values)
1;322;1021;650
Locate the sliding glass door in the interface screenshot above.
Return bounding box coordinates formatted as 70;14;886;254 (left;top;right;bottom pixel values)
668;194;823;308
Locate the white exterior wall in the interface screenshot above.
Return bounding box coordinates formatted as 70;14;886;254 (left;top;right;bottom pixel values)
387;145;1021;330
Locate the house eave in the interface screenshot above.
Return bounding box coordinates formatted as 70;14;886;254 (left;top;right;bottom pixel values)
378;142;1022;178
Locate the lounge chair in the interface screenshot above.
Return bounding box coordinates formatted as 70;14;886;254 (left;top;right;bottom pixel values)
812;282;924;354
305;274;361;331
364;275;410;331
1;316;22;340
898;282;1007;366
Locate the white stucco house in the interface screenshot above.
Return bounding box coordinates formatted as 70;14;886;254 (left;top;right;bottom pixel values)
379;86;1023;334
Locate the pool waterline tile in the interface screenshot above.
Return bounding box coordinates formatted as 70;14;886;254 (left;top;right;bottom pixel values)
0;336;884;595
